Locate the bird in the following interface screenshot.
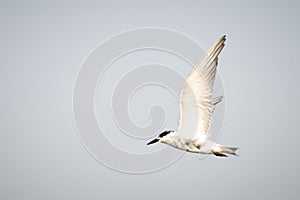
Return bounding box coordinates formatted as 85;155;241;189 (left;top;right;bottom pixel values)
147;35;238;157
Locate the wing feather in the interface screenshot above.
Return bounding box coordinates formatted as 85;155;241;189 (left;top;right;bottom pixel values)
177;36;226;141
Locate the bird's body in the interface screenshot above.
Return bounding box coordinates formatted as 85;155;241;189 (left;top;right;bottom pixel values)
147;36;238;157
160;134;202;153
158;131;237;156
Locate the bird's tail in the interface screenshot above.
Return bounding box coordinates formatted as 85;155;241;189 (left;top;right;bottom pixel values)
219;146;239;156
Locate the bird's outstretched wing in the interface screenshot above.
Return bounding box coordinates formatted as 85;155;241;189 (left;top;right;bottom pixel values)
177;36;226;141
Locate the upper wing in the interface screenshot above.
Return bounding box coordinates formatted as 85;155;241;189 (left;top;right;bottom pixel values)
177;36;226;141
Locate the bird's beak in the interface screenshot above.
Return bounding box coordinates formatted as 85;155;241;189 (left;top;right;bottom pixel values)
147;138;159;145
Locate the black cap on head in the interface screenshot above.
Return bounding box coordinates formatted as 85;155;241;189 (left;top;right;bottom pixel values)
159;130;172;138
146;130;173;145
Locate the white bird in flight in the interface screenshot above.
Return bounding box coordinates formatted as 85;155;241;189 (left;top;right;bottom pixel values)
147;36;238;157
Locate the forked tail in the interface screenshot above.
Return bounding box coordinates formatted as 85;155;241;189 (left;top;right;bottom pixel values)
213;146;239;157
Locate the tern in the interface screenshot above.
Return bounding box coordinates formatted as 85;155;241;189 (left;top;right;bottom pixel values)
147;36;238;157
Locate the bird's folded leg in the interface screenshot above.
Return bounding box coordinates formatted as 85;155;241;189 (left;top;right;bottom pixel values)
213;152;228;157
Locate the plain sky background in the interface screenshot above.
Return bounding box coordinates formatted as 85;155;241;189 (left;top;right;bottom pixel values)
1;1;299;200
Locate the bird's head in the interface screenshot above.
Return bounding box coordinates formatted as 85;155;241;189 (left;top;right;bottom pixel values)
147;130;174;145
